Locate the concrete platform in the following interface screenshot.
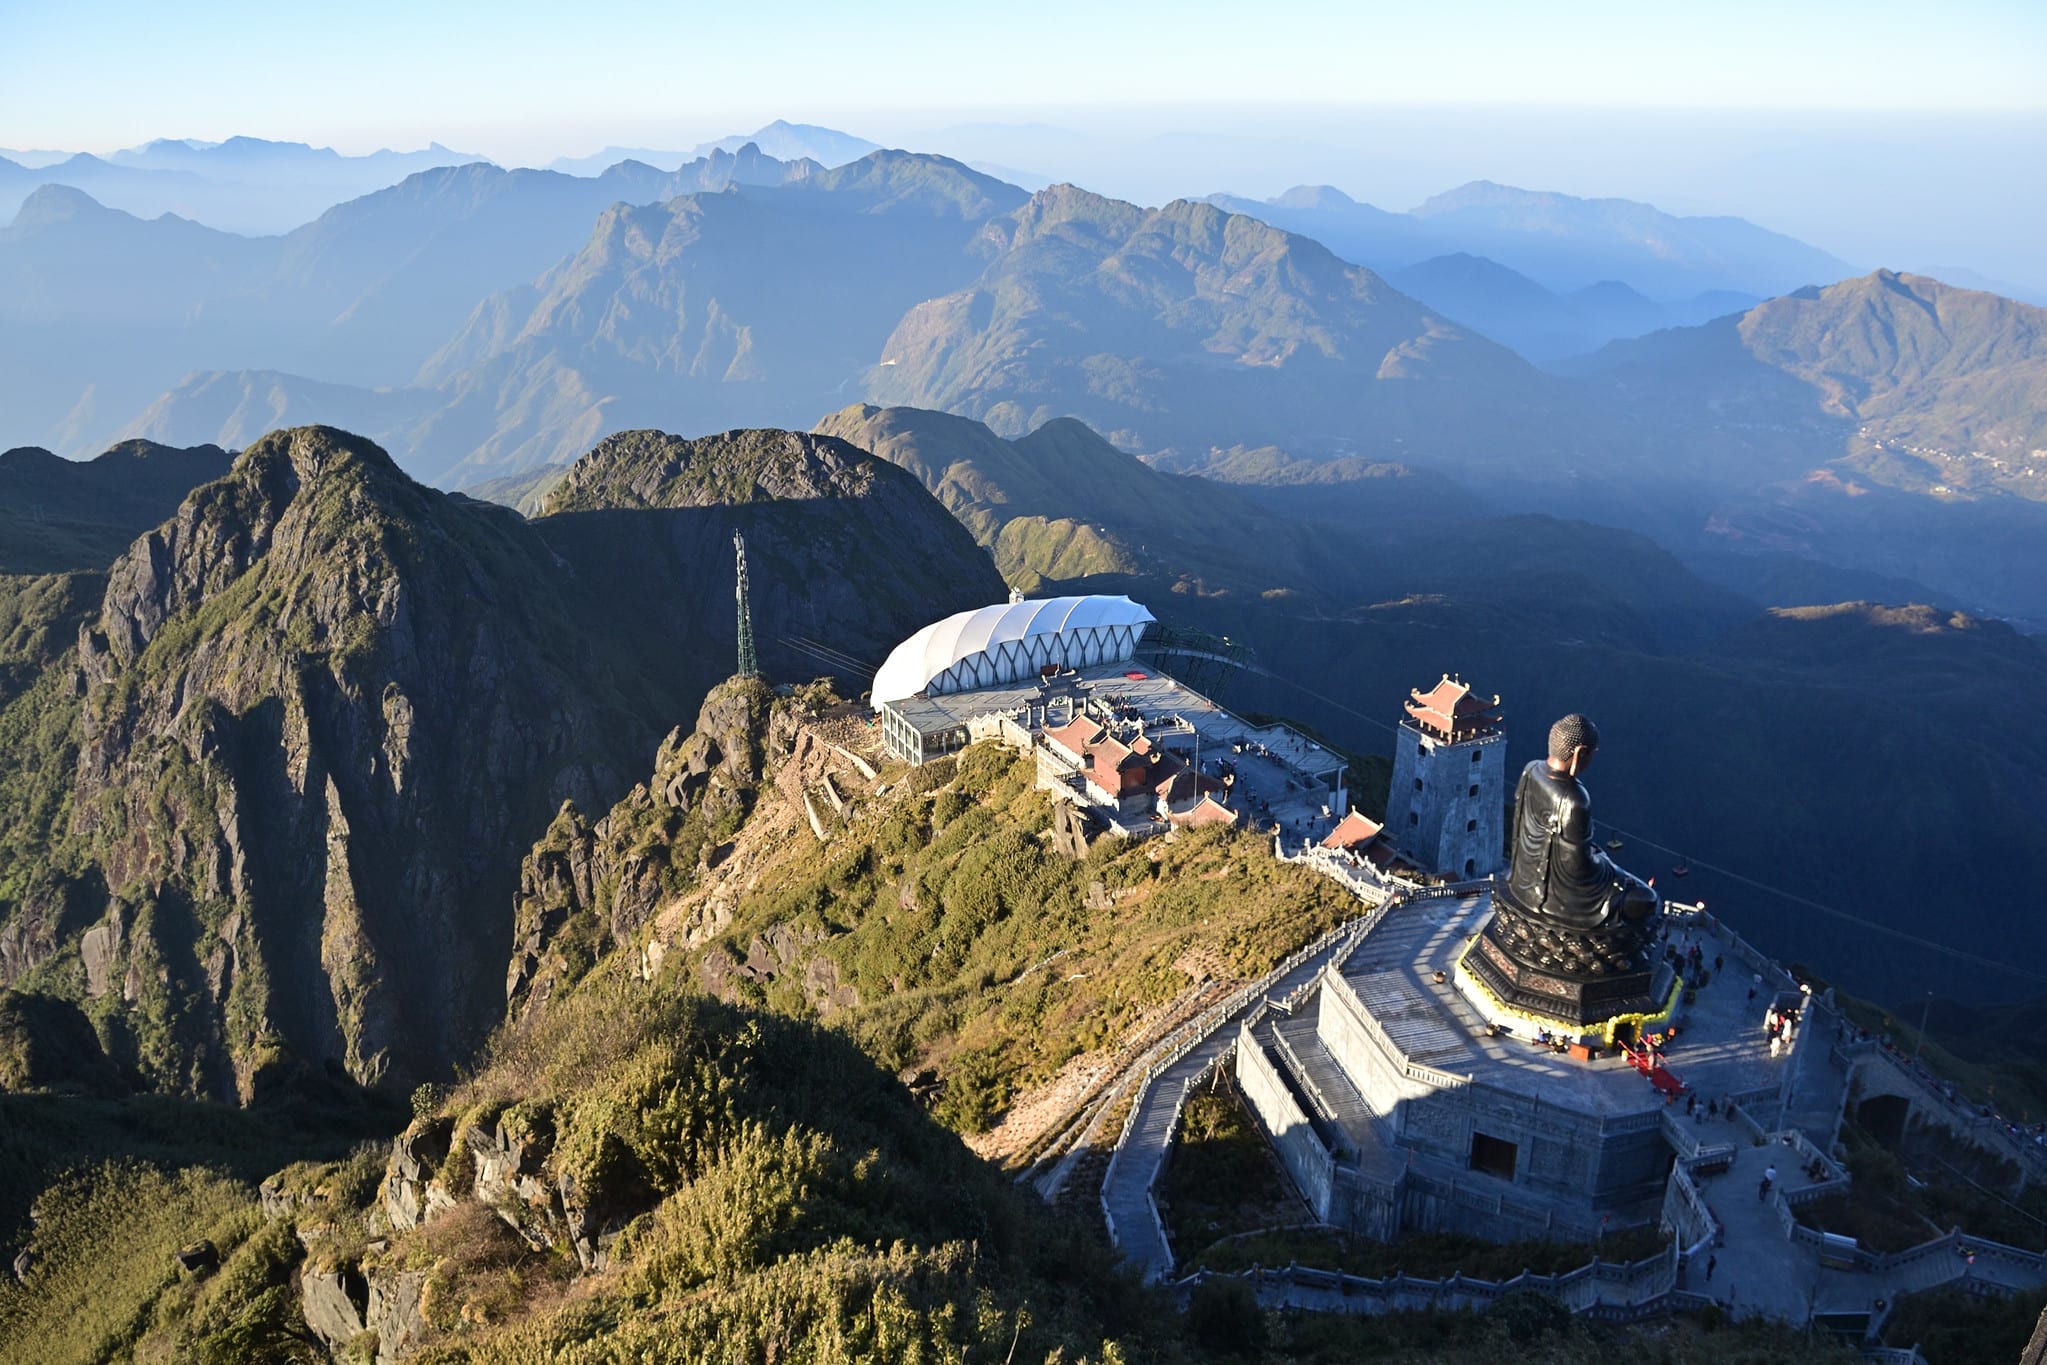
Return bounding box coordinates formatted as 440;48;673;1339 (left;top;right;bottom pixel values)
1356;890;1793;1118
1235;889;1837;1242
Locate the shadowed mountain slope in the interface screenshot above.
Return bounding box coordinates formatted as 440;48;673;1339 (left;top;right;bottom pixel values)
0;423;999;1100
0;439;232;574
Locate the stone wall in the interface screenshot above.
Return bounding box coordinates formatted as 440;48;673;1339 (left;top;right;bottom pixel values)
1315;969;1433;1114
1236;1022;1336;1220
1183;1240;1680;1317
1327;1165;1402;1242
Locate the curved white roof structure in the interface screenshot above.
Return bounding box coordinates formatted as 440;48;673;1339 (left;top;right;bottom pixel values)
872;595;1156;705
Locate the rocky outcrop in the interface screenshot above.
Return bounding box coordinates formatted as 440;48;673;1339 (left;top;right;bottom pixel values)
52;427;654;1097
379;1116;457;1233
299;1262;371;1353
505;676;791;1019
1050;801;1097;860
371;1104;645;1284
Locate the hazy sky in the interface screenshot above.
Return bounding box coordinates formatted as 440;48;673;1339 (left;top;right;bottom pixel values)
6;0;2045;289
4;0;2044;161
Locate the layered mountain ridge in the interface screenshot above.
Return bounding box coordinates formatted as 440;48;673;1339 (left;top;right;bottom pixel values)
0;423;1001;1100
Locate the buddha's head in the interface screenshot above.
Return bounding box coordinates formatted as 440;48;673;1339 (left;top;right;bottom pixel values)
1547;713;1600;777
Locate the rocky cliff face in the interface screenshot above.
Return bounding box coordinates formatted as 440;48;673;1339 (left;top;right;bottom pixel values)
505;675;794;1022
61;426;653;1097
0;422;1001;1101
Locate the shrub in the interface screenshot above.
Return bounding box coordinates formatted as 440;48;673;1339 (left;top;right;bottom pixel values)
1185;1276;1266;1355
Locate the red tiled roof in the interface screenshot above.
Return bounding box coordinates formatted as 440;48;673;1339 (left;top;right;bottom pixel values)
1171;795;1239;828
1321;810;1384;851
1405;675;1502;739
1044;716;1105;763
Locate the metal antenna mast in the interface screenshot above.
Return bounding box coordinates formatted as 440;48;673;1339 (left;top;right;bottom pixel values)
733;530;759;679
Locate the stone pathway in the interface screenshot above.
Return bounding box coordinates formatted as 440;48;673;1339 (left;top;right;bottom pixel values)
1690;1127;1824;1320
1690;1116;2047;1322
1101;927;1376;1281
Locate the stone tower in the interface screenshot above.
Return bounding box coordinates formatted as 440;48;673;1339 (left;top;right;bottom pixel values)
1383;675;1507;880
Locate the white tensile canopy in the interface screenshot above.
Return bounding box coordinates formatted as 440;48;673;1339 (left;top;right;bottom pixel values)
871;595;1157;705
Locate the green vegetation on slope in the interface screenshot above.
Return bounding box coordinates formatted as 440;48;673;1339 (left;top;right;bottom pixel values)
1160;1071;1304;1256
0;421;1004;1103
370;977;1141;1362
691;740;1350;1136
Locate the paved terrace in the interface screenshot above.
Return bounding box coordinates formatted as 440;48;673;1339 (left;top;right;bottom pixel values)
1343;891;1805;1118
1103;874;2047;1326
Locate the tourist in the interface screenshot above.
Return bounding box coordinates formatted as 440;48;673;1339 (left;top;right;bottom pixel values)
1759;1164;1777;1199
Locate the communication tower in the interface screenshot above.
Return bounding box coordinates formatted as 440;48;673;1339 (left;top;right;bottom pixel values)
734;530;759;678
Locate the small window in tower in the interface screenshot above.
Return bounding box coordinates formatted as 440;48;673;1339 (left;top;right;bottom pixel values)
1464;858;1476;877
1472;750;1482;763
1466;819;1478;832
1418;742;1428;759
1408;812;1418;826
1468;784;1479;798
1413;778;1424;792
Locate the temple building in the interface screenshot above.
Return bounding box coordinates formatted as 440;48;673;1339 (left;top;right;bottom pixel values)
1238;680;1807;1245
871;594;1346;838
1382;675;1508;880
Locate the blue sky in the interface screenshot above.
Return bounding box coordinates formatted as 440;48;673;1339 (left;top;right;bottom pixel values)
3;0;2043;160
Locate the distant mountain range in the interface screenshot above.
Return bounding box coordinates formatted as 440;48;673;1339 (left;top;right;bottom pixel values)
12;141;2047;629
866;184;1561;464
123;152;1028;483
1567;269;2047;623
0;136;482;234
1208;181;1855;301
0;146;822;455
546;121;882;176
1386;253;1757;366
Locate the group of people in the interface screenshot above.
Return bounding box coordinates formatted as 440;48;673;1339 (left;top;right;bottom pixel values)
1764;1002;1800;1058
1664;934;1723;990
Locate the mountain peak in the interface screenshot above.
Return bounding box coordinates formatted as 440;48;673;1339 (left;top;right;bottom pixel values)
1272;184;1359;210
542;429;893;513
1412;180;1554;215
5;182;113;229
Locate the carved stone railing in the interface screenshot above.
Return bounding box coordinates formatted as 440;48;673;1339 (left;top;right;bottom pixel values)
1174;1237;1678;1316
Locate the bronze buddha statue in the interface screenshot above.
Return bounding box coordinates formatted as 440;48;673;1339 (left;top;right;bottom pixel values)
1463;713;1666;1026
1500;713;1659;930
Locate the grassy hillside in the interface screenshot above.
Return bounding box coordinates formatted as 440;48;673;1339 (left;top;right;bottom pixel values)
0;684;1874;1364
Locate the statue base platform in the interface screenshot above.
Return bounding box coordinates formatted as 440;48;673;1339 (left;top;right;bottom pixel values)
1458;899;1671;1033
